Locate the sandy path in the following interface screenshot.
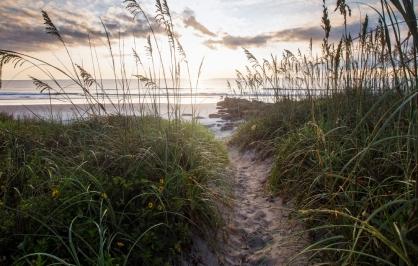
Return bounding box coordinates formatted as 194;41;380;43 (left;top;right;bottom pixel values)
214;147;307;266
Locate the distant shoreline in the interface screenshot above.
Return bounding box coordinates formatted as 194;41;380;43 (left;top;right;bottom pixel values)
0;101;239;138
0;102;217;118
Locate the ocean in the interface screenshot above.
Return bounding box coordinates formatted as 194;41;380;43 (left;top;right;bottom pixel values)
0;79;237;105
0;79;244;138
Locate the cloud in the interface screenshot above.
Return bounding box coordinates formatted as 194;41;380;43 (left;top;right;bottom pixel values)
204;22;362;49
204;27;322;49
205;34;270;49
182;8;216;37
0;0;366;53
0;0;160;52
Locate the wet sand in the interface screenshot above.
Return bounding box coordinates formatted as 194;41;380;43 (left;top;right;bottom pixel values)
0;102;239;139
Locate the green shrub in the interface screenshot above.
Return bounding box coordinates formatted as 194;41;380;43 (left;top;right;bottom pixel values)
0;116;227;265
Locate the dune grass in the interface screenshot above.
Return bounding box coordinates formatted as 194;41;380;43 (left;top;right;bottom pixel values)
231;0;418;264
0;0;417;264
0;0;230;264
232;84;418;266
270;90;418;265
0;114;227;265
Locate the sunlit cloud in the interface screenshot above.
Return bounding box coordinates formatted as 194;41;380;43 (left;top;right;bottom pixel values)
203;22;365;50
182;8;216;37
0;0;160;52
0;0;391;79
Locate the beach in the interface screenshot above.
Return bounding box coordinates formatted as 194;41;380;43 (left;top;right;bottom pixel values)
1;0;417;263
0;100;242;139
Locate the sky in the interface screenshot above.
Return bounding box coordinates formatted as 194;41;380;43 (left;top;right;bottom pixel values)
0;0;398;81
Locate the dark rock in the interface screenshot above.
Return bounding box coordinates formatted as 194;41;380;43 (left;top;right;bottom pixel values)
221;114;233;120
221;124;234;131
215;97;273;122
209;113;221;118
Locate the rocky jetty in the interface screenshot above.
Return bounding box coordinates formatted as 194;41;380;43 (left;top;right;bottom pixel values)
208;97;272;133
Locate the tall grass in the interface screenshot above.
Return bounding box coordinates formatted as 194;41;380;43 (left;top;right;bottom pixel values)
231;1;417;105
232;0;418;264
0;0;227;265
0;115;227;265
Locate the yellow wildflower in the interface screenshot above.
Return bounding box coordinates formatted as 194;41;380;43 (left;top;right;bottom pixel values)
159;178;164;185
251;124;257;131
116;241;125;248
174;242;181;253
100;192;108;199
148;202;154;209
51;188;60;199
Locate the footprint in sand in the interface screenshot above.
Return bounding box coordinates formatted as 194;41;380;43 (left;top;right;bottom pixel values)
186;147;308;266
214;147;309;266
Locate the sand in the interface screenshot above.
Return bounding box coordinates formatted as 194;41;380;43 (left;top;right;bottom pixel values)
187;147;308;266
215;147;308;265
0;102;239;138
